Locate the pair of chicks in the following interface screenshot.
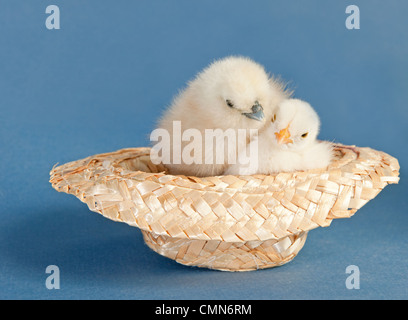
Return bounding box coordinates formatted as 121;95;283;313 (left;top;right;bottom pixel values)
157;56;333;177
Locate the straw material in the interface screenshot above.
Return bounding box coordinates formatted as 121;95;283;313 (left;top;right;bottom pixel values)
142;230;308;271
49;144;399;271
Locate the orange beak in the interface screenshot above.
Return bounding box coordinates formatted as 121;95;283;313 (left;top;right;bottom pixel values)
275;124;293;144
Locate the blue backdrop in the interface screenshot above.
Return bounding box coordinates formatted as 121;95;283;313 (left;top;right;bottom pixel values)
0;0;407;299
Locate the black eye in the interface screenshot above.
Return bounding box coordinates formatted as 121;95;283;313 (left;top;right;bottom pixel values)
226;99;234;108
271;114;276;123
301;132;308;138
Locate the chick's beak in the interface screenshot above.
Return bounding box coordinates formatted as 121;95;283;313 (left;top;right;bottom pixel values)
275;124;293;144
242;101;264;121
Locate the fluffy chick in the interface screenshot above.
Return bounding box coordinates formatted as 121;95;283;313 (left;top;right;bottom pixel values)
224;99;333;175
156;56;289;177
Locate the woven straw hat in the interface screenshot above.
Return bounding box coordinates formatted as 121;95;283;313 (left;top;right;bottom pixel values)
49;144;399;271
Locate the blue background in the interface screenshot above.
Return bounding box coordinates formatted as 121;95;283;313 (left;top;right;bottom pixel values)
0;0;407;300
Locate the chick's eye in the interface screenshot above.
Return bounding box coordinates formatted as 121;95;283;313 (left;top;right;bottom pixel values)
271;114;277;122
226;99;234;108
301;132;308;138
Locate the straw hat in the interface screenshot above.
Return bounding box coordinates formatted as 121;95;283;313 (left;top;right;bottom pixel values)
49;144;399;271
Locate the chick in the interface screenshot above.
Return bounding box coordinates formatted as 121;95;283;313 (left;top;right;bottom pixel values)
155;56;289;177
224;99;333;175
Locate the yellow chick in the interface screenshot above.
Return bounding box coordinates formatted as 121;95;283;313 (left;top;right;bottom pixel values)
154;56;289;176
224;99;333;175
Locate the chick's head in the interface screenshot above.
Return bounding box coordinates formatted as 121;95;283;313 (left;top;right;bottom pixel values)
189;56;277;131
269;99;320;151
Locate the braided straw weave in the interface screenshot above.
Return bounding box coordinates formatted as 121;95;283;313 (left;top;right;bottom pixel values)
49;145;399;271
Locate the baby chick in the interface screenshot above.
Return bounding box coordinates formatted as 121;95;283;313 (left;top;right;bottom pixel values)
156;56;289;177
224;99;333;175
